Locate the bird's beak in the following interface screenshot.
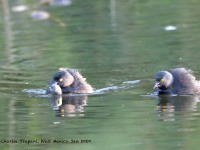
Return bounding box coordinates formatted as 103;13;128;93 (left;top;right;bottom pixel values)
154;82;161;89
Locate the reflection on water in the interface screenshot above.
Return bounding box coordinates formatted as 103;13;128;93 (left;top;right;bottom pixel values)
49;0;72;6
30;11;50;20
1;0;200;149
157;95;199;121
22;79;140;118
11;5;28;13
50;94;87;117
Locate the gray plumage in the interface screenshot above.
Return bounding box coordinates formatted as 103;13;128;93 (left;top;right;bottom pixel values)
47;68;93;95
154;68;200;95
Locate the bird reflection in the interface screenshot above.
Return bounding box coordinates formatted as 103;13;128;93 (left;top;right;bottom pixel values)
50;94;87;117
156;94;199;121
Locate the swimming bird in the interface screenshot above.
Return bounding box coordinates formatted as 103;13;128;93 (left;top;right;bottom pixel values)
47;68;93;95
154;68;200;95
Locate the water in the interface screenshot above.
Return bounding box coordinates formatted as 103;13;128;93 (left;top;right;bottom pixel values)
1;0;200;150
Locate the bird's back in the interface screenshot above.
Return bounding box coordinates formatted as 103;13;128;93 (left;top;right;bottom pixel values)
65;68;93;93
169;68;200;94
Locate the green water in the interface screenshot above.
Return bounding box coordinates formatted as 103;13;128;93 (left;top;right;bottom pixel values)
1;0;200;150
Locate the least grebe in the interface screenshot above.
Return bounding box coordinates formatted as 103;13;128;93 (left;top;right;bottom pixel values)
47;68;93;95
154;68;200;95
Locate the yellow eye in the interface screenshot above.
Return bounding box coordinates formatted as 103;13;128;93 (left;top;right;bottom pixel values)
160;79;165;83
59;78;63;82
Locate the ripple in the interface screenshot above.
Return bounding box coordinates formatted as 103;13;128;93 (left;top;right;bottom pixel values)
22;89;47;95
122;80;140;84
94;86;119;93
177;128;195;132
22;79;140;97
95;80;140;93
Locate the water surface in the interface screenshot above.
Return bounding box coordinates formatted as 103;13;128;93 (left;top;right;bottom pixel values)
1;0;200;150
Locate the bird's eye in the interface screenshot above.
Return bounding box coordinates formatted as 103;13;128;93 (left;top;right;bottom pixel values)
59;78;63;82
160;79;165;83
